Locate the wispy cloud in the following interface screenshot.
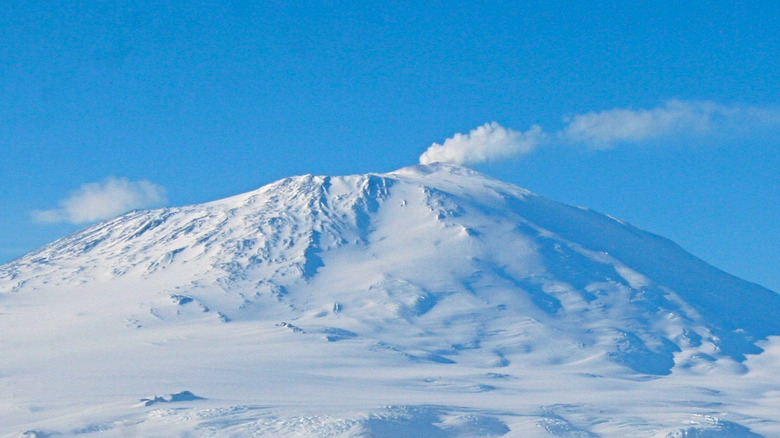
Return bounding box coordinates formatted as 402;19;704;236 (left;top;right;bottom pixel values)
419;122;544;166
33;177;167;224
419;101;780;165
561;100;780;149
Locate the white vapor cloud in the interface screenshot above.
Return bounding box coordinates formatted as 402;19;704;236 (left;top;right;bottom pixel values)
419;122;544;166
33;177;167;224
419;101;779;166
562;100;780;149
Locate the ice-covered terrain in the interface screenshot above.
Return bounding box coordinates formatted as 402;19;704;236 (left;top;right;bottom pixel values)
1;163;778;437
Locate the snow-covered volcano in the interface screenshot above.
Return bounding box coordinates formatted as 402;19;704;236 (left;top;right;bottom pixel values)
1;164;778;437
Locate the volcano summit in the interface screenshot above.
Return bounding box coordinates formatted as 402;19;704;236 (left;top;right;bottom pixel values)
1;164;778;437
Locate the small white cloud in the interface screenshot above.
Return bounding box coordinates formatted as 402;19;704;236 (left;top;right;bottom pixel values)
33;177;167;224
417;101;778;167
561;100;780;149
419;122;544;166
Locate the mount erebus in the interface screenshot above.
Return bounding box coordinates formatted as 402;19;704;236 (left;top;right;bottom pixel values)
1;164;778;437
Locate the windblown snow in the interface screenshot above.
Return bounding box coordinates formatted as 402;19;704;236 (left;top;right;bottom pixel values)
1;164;778;437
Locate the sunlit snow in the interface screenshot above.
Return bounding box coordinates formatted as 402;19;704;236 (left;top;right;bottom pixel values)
1;164;778;437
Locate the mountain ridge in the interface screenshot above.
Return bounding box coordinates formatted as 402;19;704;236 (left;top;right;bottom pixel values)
1;163;779;436
2;163;777;365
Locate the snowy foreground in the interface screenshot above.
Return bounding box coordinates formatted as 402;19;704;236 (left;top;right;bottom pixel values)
1;164;779;437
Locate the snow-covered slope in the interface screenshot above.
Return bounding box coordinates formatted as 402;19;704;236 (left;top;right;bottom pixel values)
1;164;778;437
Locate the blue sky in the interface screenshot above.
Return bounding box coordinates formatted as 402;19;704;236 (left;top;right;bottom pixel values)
1;1;778;291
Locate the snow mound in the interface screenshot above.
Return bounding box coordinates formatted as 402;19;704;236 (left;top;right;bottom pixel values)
664;415;763;437
139;390;206;407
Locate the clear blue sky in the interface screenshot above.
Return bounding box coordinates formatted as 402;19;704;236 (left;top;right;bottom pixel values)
1;1;778;291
